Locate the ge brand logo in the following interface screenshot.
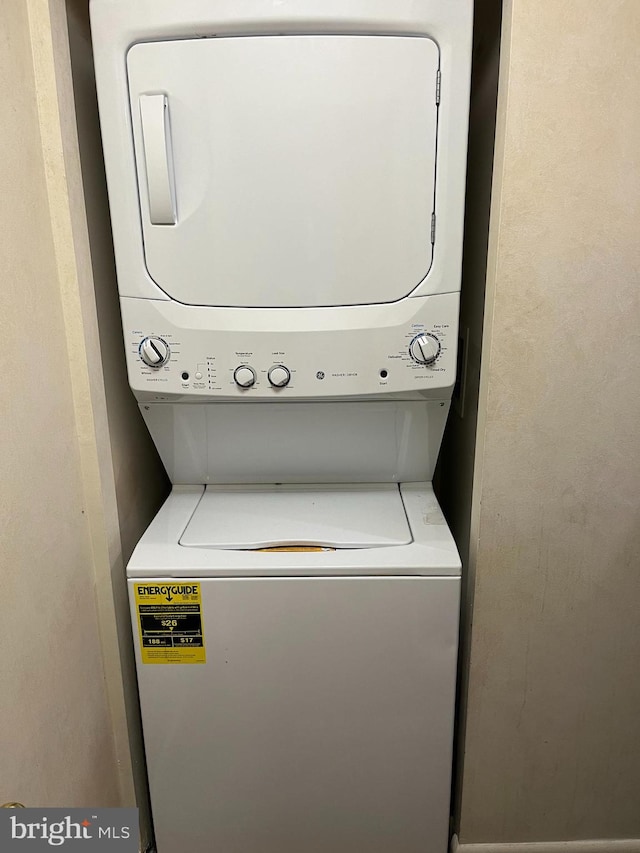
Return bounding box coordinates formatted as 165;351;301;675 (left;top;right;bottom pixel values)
316;371;325;380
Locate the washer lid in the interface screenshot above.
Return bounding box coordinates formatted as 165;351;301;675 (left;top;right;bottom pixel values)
179;484;412;550
127;34;439;308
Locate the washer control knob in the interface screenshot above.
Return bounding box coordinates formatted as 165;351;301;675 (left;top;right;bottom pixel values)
409;333;441;365
234;365;256;389
139;336;170;368
268;365;291;388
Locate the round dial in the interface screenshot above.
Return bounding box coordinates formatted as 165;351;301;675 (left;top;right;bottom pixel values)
234;365;256;389
139;336;170;368
268;365;291;388
409;333;441;365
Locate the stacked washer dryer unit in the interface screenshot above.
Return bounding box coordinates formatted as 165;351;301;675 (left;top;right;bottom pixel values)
91;2;472;851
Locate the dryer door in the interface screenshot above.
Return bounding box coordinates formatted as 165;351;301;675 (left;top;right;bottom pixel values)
127;35;440;308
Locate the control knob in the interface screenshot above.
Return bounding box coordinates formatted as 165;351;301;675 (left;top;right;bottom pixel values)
409;333;441;365
139;336;170;368
234;365;256;389
268;365;291;388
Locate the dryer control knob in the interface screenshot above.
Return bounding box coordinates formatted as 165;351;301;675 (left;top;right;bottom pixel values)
409;333;441;365
234;365;256;389
139;336;170;368
268;365;291;388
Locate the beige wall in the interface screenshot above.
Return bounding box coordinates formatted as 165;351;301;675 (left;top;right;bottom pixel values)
0;0;120;807
1;0;167;842
459;0;640;844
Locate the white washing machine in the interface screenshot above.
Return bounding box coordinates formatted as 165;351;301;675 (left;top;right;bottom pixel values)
90;1;472;851
128;483;460;853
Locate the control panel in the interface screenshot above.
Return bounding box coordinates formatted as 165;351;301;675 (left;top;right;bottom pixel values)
122;292;459;401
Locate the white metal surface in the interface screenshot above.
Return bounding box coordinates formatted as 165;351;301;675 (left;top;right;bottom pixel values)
91;0;472;482
92;4;472;850
127;35;439;308
128;487;461;850
127;483;461;577
122;292;459;401
129;573;460;853
90;0;472;304
180;484;412;549
138;401;450;485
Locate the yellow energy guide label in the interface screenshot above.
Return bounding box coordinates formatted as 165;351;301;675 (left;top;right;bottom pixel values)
134;582;206;664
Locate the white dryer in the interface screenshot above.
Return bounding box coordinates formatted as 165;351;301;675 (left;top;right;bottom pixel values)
90;1;472;851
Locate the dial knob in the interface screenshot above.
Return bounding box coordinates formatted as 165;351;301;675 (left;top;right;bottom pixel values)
139;336;170;368
409;333;441;366
268;365;291;388
234;365;256;389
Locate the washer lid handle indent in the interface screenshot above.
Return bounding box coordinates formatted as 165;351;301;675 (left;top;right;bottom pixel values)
139;93;176;225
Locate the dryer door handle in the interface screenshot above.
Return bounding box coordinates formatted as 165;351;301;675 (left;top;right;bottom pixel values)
139;94;177;225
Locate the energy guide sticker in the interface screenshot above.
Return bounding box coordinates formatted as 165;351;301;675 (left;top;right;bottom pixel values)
134;582;205;664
